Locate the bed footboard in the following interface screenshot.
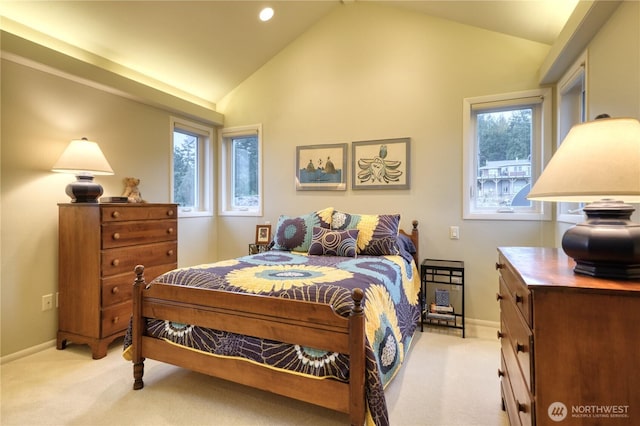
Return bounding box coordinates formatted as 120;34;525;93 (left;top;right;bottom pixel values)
131;265;366;425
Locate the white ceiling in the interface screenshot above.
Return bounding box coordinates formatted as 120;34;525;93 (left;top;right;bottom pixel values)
1;0;579;105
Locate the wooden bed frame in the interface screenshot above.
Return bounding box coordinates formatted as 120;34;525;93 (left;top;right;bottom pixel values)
131;220;419;426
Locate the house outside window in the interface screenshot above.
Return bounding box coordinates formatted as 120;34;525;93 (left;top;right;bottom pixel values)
170;117;213;217
463;88;552;220
219;124;263;216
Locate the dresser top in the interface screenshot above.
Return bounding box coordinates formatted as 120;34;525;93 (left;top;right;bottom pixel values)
498;247;640;293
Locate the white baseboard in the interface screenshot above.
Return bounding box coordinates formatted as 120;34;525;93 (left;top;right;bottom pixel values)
1;339;56;365
465;318;500;340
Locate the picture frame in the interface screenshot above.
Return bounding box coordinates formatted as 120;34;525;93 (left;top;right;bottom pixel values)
352;137;410;190
255;224;271;245
295;143;347;191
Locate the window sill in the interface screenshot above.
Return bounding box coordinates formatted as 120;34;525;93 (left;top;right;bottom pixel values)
178;210;213;218
219;209;262;217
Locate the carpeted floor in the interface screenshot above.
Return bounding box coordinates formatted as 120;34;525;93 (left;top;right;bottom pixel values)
1;329;508;425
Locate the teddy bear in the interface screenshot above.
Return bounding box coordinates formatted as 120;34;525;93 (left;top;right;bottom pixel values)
122;177;146;203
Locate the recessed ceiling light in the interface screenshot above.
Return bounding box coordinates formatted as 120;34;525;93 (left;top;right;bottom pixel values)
259;7;274;22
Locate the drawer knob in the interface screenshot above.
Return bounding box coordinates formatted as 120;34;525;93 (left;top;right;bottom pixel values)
167;210;174;216
112;316;119;324
495;262;504;270
167;249;174;256
111;211;120;218
112;259;120;266
497;369;504;377
111;286;119;294
496;293;503;301
497;330;504;340
516;341;525;353
167;228;174;235
113;233;121;240
515;294;524;303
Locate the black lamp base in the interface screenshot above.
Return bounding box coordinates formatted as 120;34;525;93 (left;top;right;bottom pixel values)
66;175;103;203
572;261;640;280
562;200;640;280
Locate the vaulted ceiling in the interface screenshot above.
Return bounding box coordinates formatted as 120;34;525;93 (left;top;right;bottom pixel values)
1;1;579;105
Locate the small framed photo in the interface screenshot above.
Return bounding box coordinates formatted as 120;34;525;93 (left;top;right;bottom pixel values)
255;224;271;245
296;143;347;191
352;137;410;190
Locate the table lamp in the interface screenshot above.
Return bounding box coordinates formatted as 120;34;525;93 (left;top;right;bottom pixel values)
528;117;640;279
52;137;114;203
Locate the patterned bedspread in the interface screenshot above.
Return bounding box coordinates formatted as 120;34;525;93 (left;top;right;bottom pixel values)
124;250;420;425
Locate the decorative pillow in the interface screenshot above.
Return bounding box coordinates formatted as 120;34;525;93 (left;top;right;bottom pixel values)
331;211;401;256
397;233;417;264
308;227;359;257
272;207;334;252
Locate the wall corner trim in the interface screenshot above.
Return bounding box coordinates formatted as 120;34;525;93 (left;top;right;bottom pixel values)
538;0;621;85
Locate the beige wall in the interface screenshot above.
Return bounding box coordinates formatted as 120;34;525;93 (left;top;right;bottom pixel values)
217;3;556;327
0;59;217;357
588;1;639;119
1;1;638;358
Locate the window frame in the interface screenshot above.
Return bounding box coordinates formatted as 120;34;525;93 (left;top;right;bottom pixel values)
556;52;588;224
219;124;263;217
170;116;214;218
462;88;552;221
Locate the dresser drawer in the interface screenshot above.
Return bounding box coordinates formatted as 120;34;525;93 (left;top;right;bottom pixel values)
101;263;176;307
101;241;177;277
102;274;133;307
498;253;532;326
101;301;131;337
101;205;177;222
501;339;534;426
102;219;177;249
500;351;522;426
500;293;533;391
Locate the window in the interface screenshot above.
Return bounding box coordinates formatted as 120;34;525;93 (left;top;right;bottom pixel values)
557;52;587;223
463;88;552;220
170;117;213;217
219;124;262;216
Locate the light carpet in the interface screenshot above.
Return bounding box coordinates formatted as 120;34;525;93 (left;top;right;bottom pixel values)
1;330;508;425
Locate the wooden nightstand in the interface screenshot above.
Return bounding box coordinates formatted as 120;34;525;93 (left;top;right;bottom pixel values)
57;203;177;359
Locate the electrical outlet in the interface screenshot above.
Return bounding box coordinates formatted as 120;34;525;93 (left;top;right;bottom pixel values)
42;294;53;311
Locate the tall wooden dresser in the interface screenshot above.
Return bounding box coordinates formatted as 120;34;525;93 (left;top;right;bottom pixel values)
57;203;178;359
496;247;640;426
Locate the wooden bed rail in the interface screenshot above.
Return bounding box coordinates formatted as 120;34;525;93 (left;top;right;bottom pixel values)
131;265;366;425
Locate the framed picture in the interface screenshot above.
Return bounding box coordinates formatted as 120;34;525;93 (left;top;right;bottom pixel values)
296;143;347;191
255;224;271;245
352;137;410;190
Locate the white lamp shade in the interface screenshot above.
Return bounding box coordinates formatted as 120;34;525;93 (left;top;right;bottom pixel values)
528;117;640;203
52;138;114;175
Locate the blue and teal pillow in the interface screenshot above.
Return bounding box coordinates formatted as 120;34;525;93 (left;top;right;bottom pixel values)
308;227;359;257
272;207;334;252
331;211;400;256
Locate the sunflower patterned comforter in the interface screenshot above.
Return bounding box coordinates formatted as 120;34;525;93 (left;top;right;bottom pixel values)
125;250;420;425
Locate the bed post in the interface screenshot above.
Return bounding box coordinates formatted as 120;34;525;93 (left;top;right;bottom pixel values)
132;265;145;390
410;220;419;266
349;288;366;426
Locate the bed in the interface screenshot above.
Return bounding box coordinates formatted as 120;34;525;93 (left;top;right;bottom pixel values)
124;208;420;426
